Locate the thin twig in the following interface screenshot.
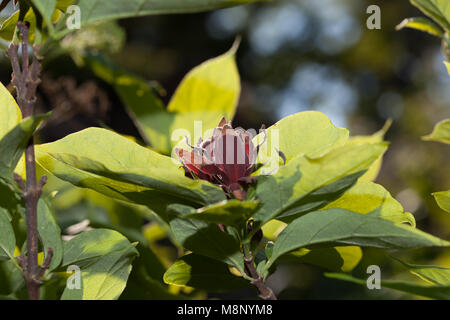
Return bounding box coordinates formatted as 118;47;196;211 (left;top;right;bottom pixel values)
6;22;50;300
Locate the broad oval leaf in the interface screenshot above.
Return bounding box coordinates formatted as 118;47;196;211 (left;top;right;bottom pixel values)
35;127;226;221
252;141;388;228
60;229;138;300
74;0;261;26
264;208;450;272
322;181;416;226
254;111;349;172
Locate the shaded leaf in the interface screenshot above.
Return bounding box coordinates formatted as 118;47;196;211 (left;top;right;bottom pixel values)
164;253;250;292
74;0;262;27
184;200;261;230
325;272;450;300
37;199;62;271
0;113;49;181
277;246;362;273
168;204;244;274
264;208;449;272
0;208;15;261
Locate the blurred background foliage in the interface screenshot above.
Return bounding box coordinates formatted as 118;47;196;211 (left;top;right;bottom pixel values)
1;0;449;299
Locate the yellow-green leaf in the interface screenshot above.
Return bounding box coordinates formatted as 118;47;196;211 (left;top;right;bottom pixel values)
422;119;450;144
433;190;450;212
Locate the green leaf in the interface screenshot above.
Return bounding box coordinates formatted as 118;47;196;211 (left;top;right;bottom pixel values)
410;0;450;31
347;119;391;182
0;8;38;42
85;55;172;153
167;42;240;149
252;141;388;228
277;246;362;273
184;200;261;230
87;43;240;155
60;229;138;300
37;199;62;271
433;190;450;212
35;127;226;221
73;0;261;27
322;181;416;227
325;272;450;300
422;118;450;144
264;208;449;272
445;61;450;74
396;17;444;37
0;81;21;141
30;0;56;33
0;259;25;295
254;111;349;172
0;113;49;181
392;258;450;286
168;204;244;274
0;208;15;261
163;253;250;292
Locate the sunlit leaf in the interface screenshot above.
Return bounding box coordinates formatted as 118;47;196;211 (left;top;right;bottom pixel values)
254;111;349;172
433;190;450;212
410;0;450;31
422;119;450;144
35;127;226;221
264;208;450;272
60;229;138;300
322;181;416;226
252;141;388;229
396;17;444;37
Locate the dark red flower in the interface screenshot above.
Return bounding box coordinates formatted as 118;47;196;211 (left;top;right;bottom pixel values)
176;117;265;200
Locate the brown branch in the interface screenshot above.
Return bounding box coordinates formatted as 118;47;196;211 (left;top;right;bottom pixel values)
6;22;50;300
243;245;277;300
